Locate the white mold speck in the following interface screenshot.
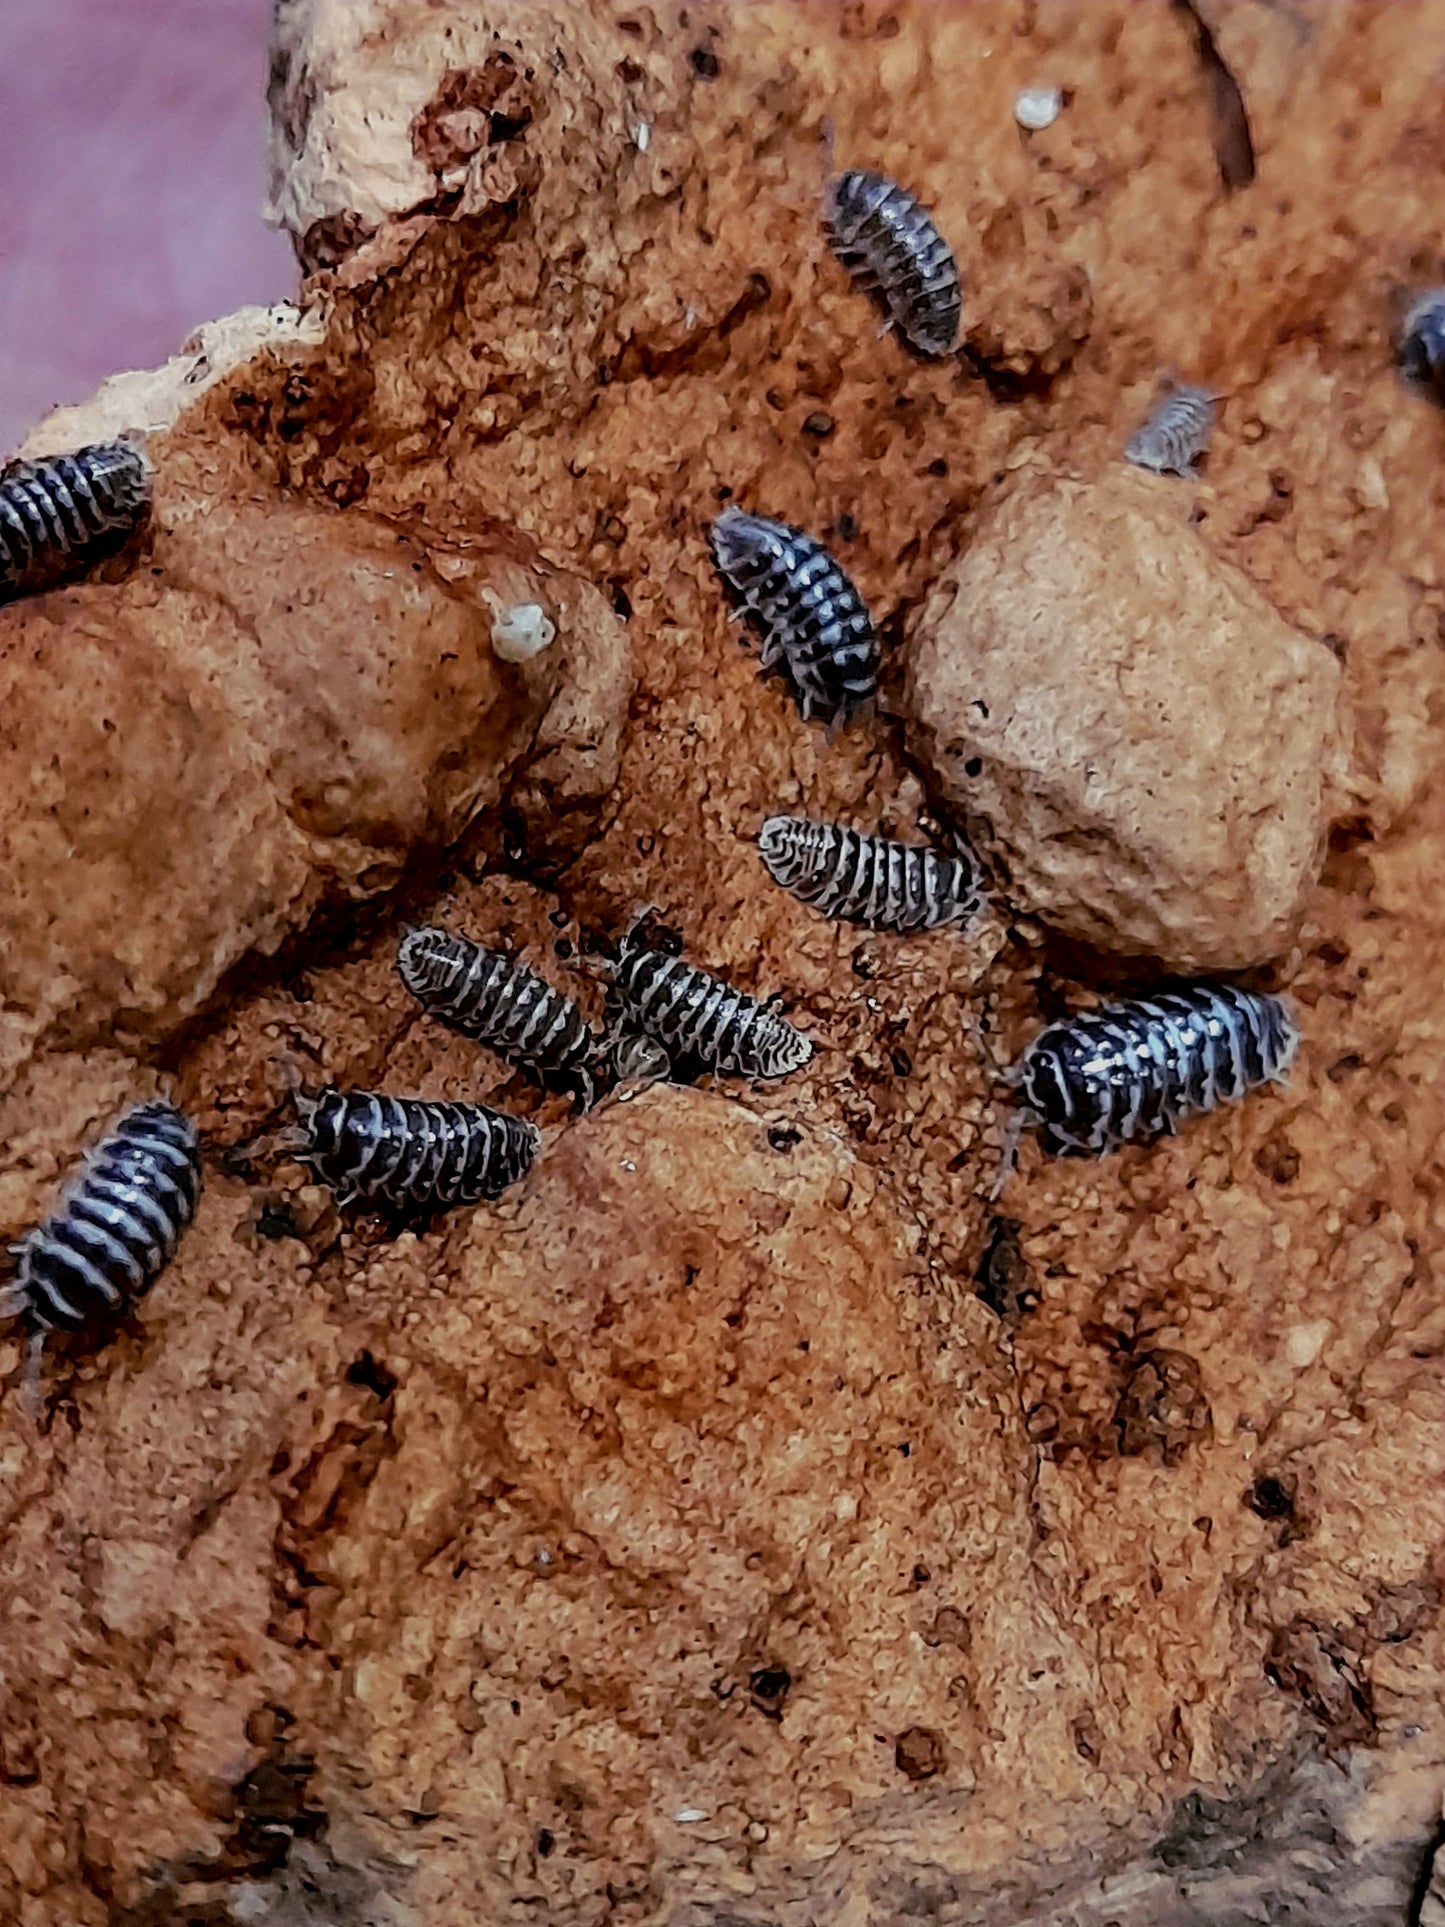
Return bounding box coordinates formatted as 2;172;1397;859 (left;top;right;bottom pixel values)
487;598;557;663
1015;85;1063;131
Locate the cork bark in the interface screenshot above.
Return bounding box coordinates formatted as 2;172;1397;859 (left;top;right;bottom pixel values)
904;470;1350;970
2;5;1444;1926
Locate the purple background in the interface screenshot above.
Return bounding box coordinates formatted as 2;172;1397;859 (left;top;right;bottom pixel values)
0;0;297;451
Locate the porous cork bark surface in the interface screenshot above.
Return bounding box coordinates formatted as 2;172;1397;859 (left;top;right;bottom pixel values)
903;469;1351;971
1;4;1444;1925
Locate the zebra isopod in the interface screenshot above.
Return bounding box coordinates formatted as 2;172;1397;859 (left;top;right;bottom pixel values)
1124;383;1218;477
758;816;985;932
0;441;152;605
293;1088;539;1210
1014;984;1298;1159
1;1102;201;1358
397;925;599;1102
612;931;812;1081
1399;289;1445;403
824;169;962;358
709;507;879;726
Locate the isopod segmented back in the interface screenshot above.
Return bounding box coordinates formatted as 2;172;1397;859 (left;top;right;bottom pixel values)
758;816;985;932
1016;984;1298;1157
294;1088;539;1210
397;925;598;1100
2;1101;201;1346
0;440;152;605
612;935;812;1081
710;508;878;726
1124;383;1217;477
824;169;962;357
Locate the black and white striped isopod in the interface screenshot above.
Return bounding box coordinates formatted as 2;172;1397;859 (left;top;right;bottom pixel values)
1399;289;1445;403
612;932;812;1081
758;816;986;933
1014;984;1298;1159
0;440;152;605
397;926;599;1103
293;1088;538;1210
0;1102;201;1370
709;508;879;726
1124;383;1218;476
824;169;962;357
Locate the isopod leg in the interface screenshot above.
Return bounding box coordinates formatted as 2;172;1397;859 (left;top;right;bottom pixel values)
618;903;663;956
21;1328;47;1422
273;1051;320;1130
990;1110;1027;1202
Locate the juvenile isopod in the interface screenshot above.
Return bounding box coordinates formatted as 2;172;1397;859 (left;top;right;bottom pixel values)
1008;984;1298;1168
1399;289;1445;403
824;169;962;357
0;1101;202;1389
758;816;985;933
1124;383;1218;476
612;921;812;1081
0;440;152;605
292;1087;539;1211
397;926;599;1103
709;507;878;726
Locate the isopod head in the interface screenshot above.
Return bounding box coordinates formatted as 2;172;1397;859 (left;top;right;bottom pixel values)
612;1031;672;1088
764;1023;814;1080
709;505;775;584
757;815;793;869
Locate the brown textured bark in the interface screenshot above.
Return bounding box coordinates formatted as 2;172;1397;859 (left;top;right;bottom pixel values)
0;473;628;1087
2;4;1445;1925
903;470;1350;970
